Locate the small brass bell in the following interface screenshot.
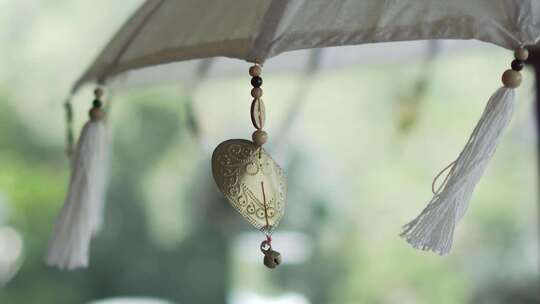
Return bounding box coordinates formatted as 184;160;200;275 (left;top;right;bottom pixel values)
263;249;282;269
261;239;281;269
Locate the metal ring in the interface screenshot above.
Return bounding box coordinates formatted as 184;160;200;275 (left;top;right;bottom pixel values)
260;240;271;253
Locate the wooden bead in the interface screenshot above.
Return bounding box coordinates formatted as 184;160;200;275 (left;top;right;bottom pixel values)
251;76;263;88
93;98;103;108
514;48;529;61
249;65;262;77
251;87;263;98
94;88;103;98
250;98;266;130
511;59;524;71
89;107;105;121
252;130;268;146
501;69;522;88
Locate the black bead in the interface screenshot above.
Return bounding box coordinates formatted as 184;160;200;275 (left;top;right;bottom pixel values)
93;99;102;108
251;76;263;87
511;59;524;71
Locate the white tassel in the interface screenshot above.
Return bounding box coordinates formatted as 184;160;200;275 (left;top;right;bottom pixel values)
46;95;109;269
401;87;515;255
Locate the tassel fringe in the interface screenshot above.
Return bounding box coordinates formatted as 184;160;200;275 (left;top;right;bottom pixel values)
401;87;515;255
46;106;109;269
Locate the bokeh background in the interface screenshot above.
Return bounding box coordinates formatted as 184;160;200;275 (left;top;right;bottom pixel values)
0;1;539;303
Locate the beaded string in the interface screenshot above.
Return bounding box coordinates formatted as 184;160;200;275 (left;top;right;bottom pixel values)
249;63;268;150
249;64;274;248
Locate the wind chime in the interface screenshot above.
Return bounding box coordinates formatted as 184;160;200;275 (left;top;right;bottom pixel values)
211;64;286;268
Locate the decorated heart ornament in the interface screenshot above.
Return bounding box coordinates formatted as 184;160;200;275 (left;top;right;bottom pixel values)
211;139;286;232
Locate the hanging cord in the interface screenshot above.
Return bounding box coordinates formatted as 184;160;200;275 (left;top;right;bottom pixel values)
260;180;273;251
64;94;74;157
261;181;271;235
247;63;282;268
250;65;270;236
431;160;457;195
429;106;492;196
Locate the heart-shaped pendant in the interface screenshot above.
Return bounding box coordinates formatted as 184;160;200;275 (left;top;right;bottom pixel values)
211;139;286;232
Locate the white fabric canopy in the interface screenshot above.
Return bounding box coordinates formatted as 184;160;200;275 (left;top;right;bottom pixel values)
110;40;494;90
74;0;540;91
